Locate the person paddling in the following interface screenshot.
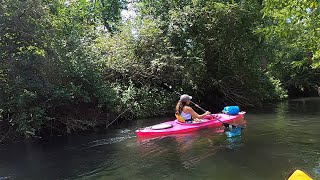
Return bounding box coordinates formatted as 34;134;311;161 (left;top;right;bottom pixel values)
175;94;211;123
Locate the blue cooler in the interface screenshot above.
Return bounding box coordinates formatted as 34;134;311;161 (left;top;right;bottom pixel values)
223;106;240;115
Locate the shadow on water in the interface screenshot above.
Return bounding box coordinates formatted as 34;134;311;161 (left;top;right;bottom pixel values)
0;128;138;180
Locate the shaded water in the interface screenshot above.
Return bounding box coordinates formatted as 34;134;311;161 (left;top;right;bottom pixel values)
1;97;320;180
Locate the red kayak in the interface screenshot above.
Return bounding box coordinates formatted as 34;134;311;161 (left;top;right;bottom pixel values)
136;112;246;137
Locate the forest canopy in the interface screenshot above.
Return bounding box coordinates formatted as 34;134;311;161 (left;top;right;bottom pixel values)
0;0;319;141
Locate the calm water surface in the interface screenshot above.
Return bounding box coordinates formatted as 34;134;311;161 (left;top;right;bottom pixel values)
0;97;320;180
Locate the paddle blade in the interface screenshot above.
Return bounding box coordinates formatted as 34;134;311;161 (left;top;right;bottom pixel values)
222;123;230;128
223;123;237;130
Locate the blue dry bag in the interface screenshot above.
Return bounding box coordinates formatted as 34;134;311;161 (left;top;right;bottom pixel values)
223;106;240;115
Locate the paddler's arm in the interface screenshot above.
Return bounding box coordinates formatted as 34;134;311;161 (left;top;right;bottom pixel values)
184;106;210;119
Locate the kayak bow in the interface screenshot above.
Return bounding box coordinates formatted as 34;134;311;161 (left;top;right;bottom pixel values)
287;169;313;180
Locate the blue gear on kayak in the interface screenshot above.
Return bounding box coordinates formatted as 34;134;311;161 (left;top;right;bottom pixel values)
223;106;240;115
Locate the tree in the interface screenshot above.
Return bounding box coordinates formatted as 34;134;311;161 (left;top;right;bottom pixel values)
261;0;320;96
0;0;125;141
135;0;283;108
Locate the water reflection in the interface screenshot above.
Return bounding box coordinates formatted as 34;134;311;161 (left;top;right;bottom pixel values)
314;161;320;176
81;135;134;149
136;125;246;170
136;117;247;171
226;136;242;150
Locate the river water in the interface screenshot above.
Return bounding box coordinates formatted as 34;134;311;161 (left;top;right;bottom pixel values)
0;97;320;180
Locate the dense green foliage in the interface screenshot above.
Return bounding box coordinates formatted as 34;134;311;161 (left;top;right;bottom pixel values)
0;0;319;142
134;0;285;106
0;0;121;141
260;0;320;96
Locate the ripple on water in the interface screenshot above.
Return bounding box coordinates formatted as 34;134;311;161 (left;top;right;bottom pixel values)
0;176;12;180
80;135;134;149
314;162;320;177
118;129;131;134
